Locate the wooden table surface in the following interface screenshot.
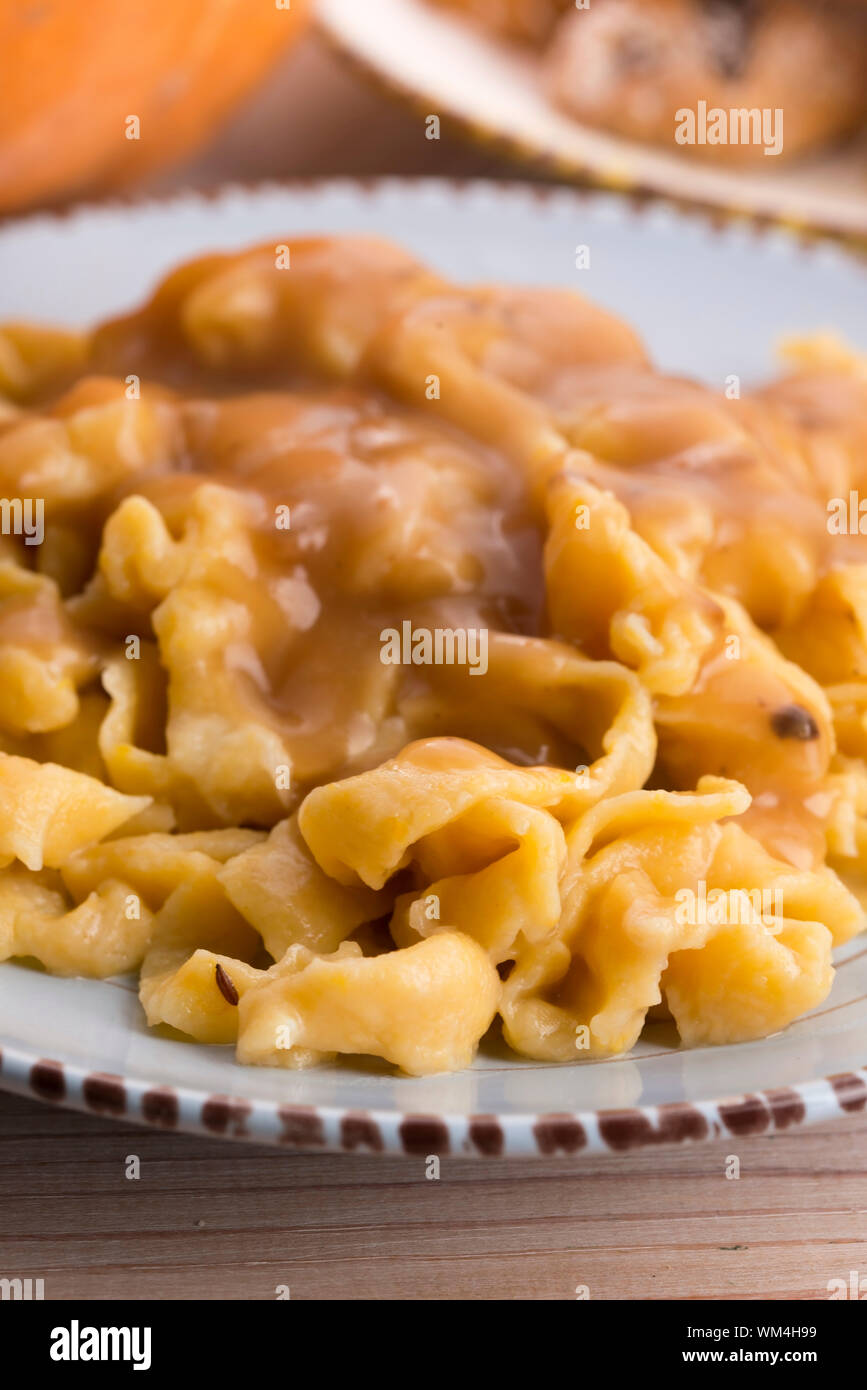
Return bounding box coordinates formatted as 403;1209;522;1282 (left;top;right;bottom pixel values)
2;1090;866;1301
2;31;865;1303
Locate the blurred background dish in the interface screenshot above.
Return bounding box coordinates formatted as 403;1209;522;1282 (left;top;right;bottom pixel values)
430;0;867;167
318;0;867;237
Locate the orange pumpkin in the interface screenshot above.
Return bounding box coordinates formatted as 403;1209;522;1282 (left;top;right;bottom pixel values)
0;0;310;214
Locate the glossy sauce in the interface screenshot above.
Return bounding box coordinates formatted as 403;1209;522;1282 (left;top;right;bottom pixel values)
4;238;866;870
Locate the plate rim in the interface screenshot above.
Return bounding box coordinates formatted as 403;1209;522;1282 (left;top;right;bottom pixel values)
0;174;865;1155
315;0;867;249
2;171;864;264
2;1038;866;1157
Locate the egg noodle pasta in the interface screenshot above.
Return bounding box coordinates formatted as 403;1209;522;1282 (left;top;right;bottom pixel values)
0;236;865;1075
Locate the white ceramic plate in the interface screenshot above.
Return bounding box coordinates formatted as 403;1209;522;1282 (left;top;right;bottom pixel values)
1;178;867;1157
318;0;867;239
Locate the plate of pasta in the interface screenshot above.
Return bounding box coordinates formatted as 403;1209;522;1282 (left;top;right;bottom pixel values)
1;177;867;1156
